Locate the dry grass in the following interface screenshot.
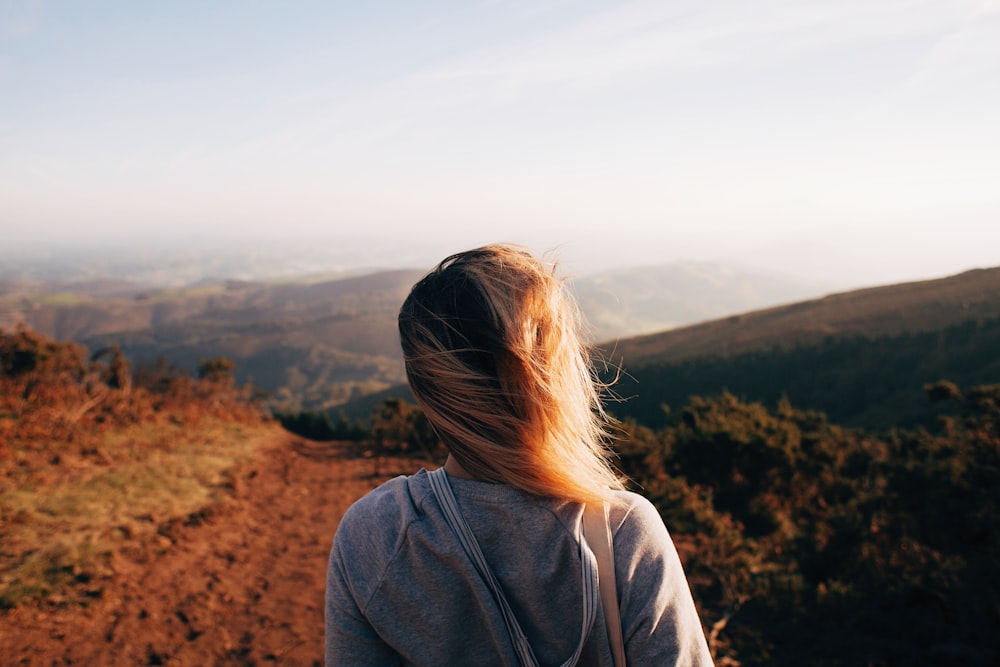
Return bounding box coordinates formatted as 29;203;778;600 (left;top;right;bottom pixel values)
0;419;281;607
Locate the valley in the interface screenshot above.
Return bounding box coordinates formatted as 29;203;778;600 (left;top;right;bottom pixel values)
0;260;830;413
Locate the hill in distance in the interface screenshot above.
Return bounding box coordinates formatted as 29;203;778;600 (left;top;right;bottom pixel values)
9;250;994;428
1;260;828;413
570;261;829;341
605;266;1000;430
0;270;425;412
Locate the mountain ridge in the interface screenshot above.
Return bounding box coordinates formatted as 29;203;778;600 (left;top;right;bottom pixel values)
608;265;1000;367
602;265;1000;431
4;262;995;418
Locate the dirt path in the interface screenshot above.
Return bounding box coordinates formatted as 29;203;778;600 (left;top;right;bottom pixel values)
0;435;429;666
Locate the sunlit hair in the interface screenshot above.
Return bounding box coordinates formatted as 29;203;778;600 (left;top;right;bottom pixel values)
398;243;624;504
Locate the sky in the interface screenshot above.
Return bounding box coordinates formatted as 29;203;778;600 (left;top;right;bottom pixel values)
1;0;998;286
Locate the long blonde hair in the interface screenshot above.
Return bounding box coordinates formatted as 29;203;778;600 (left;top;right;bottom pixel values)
398;244;624;504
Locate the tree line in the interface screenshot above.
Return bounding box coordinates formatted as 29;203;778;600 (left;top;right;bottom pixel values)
606;314;1000;432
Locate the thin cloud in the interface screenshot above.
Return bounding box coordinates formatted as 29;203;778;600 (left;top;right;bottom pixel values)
412;0;977;93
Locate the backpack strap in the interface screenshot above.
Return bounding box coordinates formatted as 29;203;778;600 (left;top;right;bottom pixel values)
427;467;598;667
583;502;626;667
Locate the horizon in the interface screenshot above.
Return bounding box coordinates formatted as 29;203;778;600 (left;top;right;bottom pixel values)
2;1;998;288
2;234;997;296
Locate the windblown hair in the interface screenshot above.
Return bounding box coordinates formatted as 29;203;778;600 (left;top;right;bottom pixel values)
398;244;624;504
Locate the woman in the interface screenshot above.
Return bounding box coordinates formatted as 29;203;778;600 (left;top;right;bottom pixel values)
325;244;713;666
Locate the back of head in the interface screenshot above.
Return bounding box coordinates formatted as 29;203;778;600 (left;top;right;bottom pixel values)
398;244;623;503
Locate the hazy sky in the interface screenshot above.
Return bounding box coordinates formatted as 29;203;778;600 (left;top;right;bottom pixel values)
1;0;998;285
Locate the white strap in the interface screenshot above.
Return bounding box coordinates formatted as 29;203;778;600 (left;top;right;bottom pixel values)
583;502;626;667
427;468;598;667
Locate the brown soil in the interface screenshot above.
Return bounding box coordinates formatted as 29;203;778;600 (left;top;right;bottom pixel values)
0;434;430;666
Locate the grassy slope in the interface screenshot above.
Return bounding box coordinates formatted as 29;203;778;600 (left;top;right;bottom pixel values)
0;417;282;607
607;266;1000;366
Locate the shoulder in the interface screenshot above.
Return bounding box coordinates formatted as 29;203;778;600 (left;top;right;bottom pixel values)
336;471;431;548
607;490;668;539
329;471;438;612
605;492;714;663
331;471;434;597
605;490;684;578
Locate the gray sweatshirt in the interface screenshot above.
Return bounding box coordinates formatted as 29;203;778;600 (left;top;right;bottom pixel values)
326;469;714;666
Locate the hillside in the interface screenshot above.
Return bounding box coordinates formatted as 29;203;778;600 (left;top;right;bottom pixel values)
0;326;434;664
609;266;1000;365
3;327;996;665
606;266;1000;429
0;426;424;665
569;261;828;341
0;270;424;412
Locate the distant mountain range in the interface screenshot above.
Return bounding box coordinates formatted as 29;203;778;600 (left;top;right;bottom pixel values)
571;261;828;341
0;270;422;411
6;260;996;426
0;261;827;412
